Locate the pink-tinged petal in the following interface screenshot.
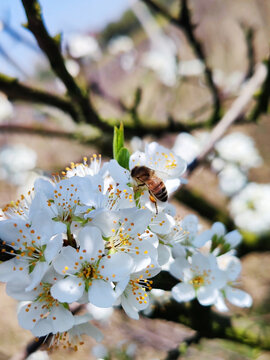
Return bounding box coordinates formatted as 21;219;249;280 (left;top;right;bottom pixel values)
51;277;85;303
212;222;226;236
171;283;195;302
225;287;253;308
32;318;52;337
53;246;79;275
88;280;116;308
197;286;219;306
100;253;134;281
78;226;104;260
169;256;190;281
49;306;75;334
44;234;63;263
26;262;49;292
224;230;242;248
121;296;139;320
157;244;171;266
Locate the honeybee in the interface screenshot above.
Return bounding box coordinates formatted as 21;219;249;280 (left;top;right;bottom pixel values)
131;166;168;214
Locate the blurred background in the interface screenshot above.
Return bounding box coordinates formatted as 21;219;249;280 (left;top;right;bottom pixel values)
0;0;270;359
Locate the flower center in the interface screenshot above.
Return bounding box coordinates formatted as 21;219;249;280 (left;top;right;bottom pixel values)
190;275;205;289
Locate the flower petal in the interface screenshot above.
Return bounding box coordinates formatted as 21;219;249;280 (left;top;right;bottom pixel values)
99;252;134;281
78;226;104;259
171;283;195;302
51;277;85;303
169;256;190;281
88;280;116;308
197;285;219;306
225;287;253;308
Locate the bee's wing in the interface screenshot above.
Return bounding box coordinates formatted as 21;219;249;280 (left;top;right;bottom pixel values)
153;169;170;180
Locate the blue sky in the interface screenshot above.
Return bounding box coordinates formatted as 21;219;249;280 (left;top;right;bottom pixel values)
0;0;130;77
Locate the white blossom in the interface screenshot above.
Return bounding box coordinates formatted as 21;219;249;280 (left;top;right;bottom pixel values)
229;183;270;234
217;164;247;197
67;34;102;60
215;132;262;170
215;255;252;311
0;144;37;186
169;252;226;306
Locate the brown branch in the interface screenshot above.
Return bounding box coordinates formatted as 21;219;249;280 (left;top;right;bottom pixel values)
0;124;113;156
141;0;221;124
21;0;111;132
187;62;267;173
0;73;79;120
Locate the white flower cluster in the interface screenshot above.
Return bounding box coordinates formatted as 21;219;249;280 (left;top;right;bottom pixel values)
0;141;251;348
168;219;252;311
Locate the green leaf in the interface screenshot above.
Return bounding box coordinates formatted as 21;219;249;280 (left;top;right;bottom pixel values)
116;147;130;170
113;122;124;160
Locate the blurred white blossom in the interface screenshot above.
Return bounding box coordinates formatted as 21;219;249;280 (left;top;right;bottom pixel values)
65;59;80;77
0;144;37;186
108;36;134;55
229;183;270;234
67;34;102;60
0;92;13;121
178;59;205;77
215;132;262;170
218;164;247;197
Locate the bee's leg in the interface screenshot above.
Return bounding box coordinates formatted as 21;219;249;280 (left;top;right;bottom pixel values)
149;194;158;214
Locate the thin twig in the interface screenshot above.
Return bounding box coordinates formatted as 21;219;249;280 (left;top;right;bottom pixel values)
187;62;267;173
249;56;270;121
21;0;111;132
141;0;221;124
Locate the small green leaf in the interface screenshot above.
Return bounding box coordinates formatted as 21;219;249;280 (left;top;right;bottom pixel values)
113;122;124;160
116;147;130;170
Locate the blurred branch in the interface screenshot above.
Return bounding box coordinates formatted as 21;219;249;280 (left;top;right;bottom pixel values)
140;0;221;124
129;87;142;126
175;187;234;230
187;62;267;174
0;44;29;77
148;298;270;350
0;124;113;157
3;20;38;52
249;56;270;121
21;0;111;132
242;25;256;80
0;73;79;120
